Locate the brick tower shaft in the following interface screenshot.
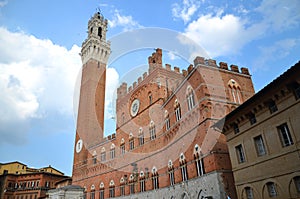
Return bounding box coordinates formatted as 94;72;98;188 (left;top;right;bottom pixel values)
73;12;110;176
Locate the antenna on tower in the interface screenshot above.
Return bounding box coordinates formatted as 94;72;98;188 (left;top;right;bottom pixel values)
96;6;101;14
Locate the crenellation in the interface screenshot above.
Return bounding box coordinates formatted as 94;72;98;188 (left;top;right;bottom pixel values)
165;64;171;70
230;64;239;73
174;66;180;73
241;67;250;75
73;33;256;198
128;86;132;92
143;72;148;79
148;48;163;73
219;62;228;70
138;77;142;84
193;56;205;66
116;52;251;103
182;69;187;77
81;12;110;65
208;59;217;67
133;81;137;89
117;82;128;98
187;64;194;74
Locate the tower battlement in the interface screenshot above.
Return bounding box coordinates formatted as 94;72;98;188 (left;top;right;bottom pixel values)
116;62;188;99
117;50;251;100
80;12;111;65
193;56;250;75
148;48;163;72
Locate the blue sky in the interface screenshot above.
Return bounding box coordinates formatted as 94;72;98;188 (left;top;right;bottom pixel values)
0;0;299;176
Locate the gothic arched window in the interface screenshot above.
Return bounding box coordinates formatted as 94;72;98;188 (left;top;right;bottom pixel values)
164;110;170;131
174;99;182;122
138;127;144;146
186;86;195;110
228;79;242;104
149;121;156;140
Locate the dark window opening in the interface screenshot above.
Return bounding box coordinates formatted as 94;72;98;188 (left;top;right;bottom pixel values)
235;144;246;163
99;190;104;199
266;182;277;197
277;123;293;147
98;27;102;38
233;123;239;134
90;191;95;199
248;113;256;125
294;176;300;193
254;135;266;156
152;175;159;190
289;82;300;100
169;170;175;186
109;187;115;198
245;187;253;199
268;100;278;114
130;183;135;194
295;86;300;99
149;94;152;104
120;185;125;196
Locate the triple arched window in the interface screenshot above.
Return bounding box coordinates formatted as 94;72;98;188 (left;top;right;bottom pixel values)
168;160;175;186
100;147;106;162
149;121;156;140
152;166;159;190
138;127;144;145
174;99;182;122
179;153;188;181
165;110;170;131
92;151;97;164
110;144;115;159
194;144;205;176
228;79;242;104
186;86;195;110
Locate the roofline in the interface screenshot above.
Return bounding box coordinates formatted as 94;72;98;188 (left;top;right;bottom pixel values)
214;61;300;129
40;166;64;174
0;161;27;166
0;172;71;178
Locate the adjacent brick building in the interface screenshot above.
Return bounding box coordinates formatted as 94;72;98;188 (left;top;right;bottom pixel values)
72;12;255;199
0;161;69;199
214;62;300;199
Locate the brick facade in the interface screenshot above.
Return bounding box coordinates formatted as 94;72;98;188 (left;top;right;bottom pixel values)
0;170;69;199
72;12;255;199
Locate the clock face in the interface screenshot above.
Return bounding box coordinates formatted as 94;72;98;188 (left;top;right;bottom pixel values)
76;139;83;153
130;99;140;117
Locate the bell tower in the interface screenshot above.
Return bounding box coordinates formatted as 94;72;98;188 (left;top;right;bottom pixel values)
73;12;110;180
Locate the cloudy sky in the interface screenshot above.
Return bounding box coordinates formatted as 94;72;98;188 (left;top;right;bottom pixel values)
0;0;299;176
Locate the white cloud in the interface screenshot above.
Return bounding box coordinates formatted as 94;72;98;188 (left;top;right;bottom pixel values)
167;51;180;61
172;0;201;23
0;27;82;145
253;38;300;71
105;67;119;119
255;0;300;31
108;10;142;31
234;5;249;15
0;0;8;7
183;14;253;57
182;0;300;58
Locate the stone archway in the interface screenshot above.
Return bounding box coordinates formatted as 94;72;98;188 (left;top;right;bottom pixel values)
182;192;190;199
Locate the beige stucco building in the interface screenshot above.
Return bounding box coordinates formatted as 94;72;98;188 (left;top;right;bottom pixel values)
214;62;300;198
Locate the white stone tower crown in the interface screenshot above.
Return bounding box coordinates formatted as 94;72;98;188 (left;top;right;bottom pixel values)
80;12;111;65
